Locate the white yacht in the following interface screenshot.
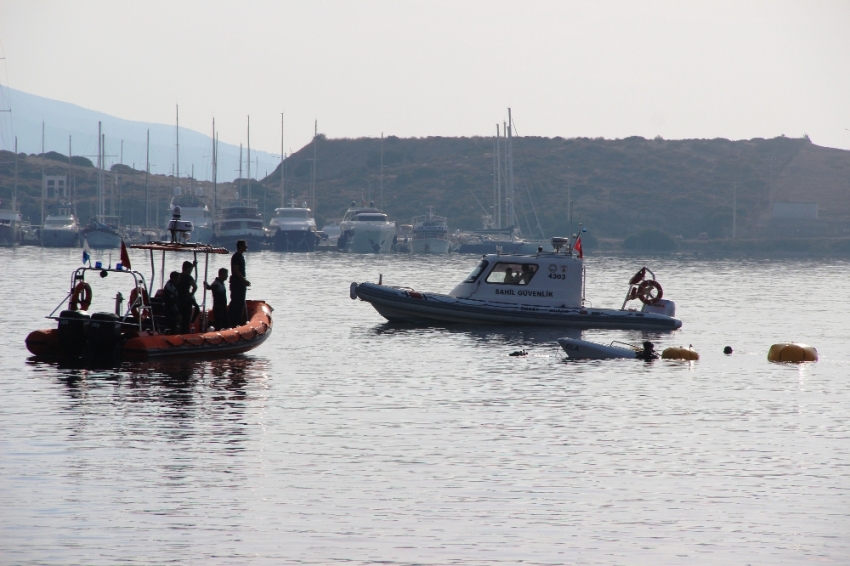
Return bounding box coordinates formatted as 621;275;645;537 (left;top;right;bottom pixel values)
0;200;22;246
214;197;266;248
167;187;213;243
411;210;450;254
81;215;122;249
350;237;681;330
337;202;396;254
270;202;320;252
41;203;80;247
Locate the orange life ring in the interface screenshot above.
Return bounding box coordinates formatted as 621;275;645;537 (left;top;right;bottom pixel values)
637;280;663;305
129;287;150;319
69;281;93;311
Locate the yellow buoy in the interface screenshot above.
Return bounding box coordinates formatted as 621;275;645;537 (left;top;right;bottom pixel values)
767;343;818;363
661;346;699;361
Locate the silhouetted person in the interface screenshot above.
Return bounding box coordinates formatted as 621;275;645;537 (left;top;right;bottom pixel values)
163;271;181;334
229;240;251;326
635;341;658;361
177;260;198;334
204;267;229;330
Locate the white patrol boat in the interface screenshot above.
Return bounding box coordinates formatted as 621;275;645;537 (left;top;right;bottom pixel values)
349;237;682;330
337;202;396;254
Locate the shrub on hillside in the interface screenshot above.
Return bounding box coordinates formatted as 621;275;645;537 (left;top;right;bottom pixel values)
623;229;676;251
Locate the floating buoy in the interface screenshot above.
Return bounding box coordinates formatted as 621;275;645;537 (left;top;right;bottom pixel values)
723;346;733;355
661;345;699;361
768;343;818;363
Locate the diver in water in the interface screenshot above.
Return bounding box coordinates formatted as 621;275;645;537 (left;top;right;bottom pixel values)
635;341;659;361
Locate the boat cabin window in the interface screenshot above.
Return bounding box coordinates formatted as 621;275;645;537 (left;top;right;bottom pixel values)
463;260;489;283
275;209;310;219
486;262;538;285
353;213;387;222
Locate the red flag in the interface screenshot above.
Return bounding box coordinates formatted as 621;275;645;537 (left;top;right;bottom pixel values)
120;239;132;269
574;236;583;259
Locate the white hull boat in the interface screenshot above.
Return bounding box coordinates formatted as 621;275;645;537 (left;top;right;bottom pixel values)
167;187;214;244
557;337;639;359
411;211;450;254
270;204;319;252
338;204;396;254
41;203;80;247
411;238;451;254
350;237;682;330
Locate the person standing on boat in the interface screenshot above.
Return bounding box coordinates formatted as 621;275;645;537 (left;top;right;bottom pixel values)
164;271;181;334
177;260;199;334
229;240;251;326
204;267;229;330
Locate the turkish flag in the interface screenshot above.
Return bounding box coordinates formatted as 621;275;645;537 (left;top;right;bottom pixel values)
574;236;583;259
120;240;132;269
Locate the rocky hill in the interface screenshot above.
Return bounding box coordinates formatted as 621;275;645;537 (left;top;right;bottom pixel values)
2;135;849;243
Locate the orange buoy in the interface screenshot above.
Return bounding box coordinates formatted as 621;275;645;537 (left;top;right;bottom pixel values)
661;346;699;361
768;343;818;363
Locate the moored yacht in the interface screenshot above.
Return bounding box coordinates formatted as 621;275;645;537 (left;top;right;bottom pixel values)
411;210;450;254
214;197;266;248
41;203;80;247
337;202;396;254
350;236;681;330
81;216;122;249
0;200;22;246
167;186;214;243
270;202;320;252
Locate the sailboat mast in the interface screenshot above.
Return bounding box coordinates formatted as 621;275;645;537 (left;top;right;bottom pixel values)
311;119;317;212
212;118;217;213
495;124;502;229
214;132;219;213
68;135;72;202
145;129;150;228
507;108;514;230
379;132;384;210
40;121;44;229
280;113;285;208
247;115;251;203
238;143;243;196
176;105;180;187
13;137;17;209
97;121;103;218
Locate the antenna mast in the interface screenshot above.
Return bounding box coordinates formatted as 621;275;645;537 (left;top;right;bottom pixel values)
247;115;251;203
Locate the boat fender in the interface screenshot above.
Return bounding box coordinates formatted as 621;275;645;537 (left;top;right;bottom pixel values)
350;282;359;300
637;280;663;305
129;287;150;319
767;343;818;363
629;267;647;286
69;281;93;311
661;346;699;361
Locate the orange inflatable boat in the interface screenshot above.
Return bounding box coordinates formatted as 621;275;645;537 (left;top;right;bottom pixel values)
25;223;274;361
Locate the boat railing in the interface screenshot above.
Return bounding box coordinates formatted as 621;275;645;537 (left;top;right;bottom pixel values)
609;340;640;351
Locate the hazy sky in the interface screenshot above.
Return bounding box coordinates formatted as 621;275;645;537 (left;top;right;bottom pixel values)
1;0;849;155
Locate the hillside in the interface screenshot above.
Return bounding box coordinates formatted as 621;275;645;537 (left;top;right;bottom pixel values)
264;134;850;240
2;135;850;243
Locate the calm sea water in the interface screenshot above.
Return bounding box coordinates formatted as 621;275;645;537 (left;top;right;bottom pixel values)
1;247;848;565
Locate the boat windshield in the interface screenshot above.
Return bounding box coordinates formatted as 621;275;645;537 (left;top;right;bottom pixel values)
485;262;538;285
463;260;489;283
353;213;387;222
276;209;310;219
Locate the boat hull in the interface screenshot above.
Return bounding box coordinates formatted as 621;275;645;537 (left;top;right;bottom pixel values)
0;224;21;247
272;229;319;252
411;238;450;254
82;227;122;249
557;337;638;359
41;227;80;247
339;225;395;253
26;301;273;361
353;282;682;330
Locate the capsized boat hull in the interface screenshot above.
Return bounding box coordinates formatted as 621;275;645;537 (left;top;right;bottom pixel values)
557;337;638;359
353;283;682;330
25;300;273;361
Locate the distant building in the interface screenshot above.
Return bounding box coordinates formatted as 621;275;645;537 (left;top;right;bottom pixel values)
42;175;68;199
772;202;818;220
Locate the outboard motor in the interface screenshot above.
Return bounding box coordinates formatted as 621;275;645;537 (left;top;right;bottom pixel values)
88;312;121;359
57;309;89;356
